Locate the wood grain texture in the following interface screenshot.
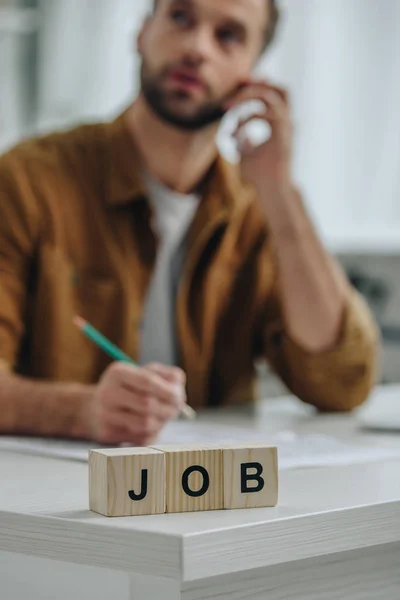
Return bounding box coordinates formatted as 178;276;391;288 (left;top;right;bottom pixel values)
2;451;400;581
89;447;165;517
152;445;223;513
181;543;400;600
180;500;400;581
222;445;278;509
0;510;182;577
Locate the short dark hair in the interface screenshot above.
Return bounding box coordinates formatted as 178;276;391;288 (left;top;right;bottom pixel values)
263;0;280;51
152;0;280;53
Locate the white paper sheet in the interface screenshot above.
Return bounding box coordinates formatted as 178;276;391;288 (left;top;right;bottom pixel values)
1;420;400;470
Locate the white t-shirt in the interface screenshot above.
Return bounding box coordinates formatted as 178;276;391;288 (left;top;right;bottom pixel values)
139;174;200;366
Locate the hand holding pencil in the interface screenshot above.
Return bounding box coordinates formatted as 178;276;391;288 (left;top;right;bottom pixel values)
74;316;195;446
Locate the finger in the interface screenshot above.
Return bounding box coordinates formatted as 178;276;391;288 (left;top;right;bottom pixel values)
234;104;287;147
145;364;187;411
101;426;145;446
94;411;137;444
226;86;287;116
259;92;288;123
109;363;182;407
146;363;187;386
145;364;186;410
230;94;287;124
228;81;289;106
102;408;162;441
117;389;180;422
108;427;160;447
262;83;290;105
225;82;270;108
100;422;162;447
94;426;131;445
258;90;287;116
147;365;187;418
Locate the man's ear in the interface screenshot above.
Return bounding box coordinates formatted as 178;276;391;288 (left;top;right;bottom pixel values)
137;17;151;56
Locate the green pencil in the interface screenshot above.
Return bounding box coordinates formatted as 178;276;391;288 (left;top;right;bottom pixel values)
73;315;196;420
73;316;134;364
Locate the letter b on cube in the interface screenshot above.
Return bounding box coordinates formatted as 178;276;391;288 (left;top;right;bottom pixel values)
223;445;278;509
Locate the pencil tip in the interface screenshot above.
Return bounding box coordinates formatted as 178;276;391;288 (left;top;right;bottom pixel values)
73;315;86;330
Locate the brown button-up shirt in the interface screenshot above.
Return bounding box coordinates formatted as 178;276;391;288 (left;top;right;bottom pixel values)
0;114;379;433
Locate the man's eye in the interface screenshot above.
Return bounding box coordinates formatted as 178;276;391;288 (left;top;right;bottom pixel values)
170;9;191;27
217;28;241;45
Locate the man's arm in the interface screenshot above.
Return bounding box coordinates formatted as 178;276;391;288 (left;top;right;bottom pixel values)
0;148;186;442
0;371;94;438
227;81;380;410
255;181;348;353
254;189;380;412
0;364;185;442
0;159;94;437
226;81;351;352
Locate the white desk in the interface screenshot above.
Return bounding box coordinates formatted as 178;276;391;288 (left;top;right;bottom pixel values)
1;385;400;600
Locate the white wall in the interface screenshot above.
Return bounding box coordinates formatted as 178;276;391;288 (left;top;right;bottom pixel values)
0;3;38;149
36;0;148;128
0;35;24;148
262;0;400;252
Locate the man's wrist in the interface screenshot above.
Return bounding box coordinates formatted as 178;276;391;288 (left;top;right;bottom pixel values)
70;384;97;440
254;178;310;238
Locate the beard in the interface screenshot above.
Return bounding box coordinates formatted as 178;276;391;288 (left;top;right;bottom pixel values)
140;61;227;131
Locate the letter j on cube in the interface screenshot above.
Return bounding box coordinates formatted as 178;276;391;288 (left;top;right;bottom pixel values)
89;444;278;517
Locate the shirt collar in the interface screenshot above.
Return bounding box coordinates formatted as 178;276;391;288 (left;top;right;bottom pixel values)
104;110;251;215
105;110;147;206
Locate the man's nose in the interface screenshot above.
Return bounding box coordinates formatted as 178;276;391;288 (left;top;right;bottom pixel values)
180;27;213;66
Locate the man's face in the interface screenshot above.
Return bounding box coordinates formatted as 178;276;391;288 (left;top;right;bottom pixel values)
138;0;269;130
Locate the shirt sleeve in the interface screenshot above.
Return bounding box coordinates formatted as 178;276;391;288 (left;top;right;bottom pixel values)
261;283;381;412
0;152;40;371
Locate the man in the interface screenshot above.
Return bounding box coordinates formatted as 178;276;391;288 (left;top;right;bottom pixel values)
0;0;379;445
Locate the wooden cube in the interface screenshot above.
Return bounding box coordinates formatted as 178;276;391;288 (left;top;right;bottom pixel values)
89;447;166;517
222;445;278;510
152;445;223;513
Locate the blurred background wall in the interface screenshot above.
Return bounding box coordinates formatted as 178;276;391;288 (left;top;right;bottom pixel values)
1;0;400;393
